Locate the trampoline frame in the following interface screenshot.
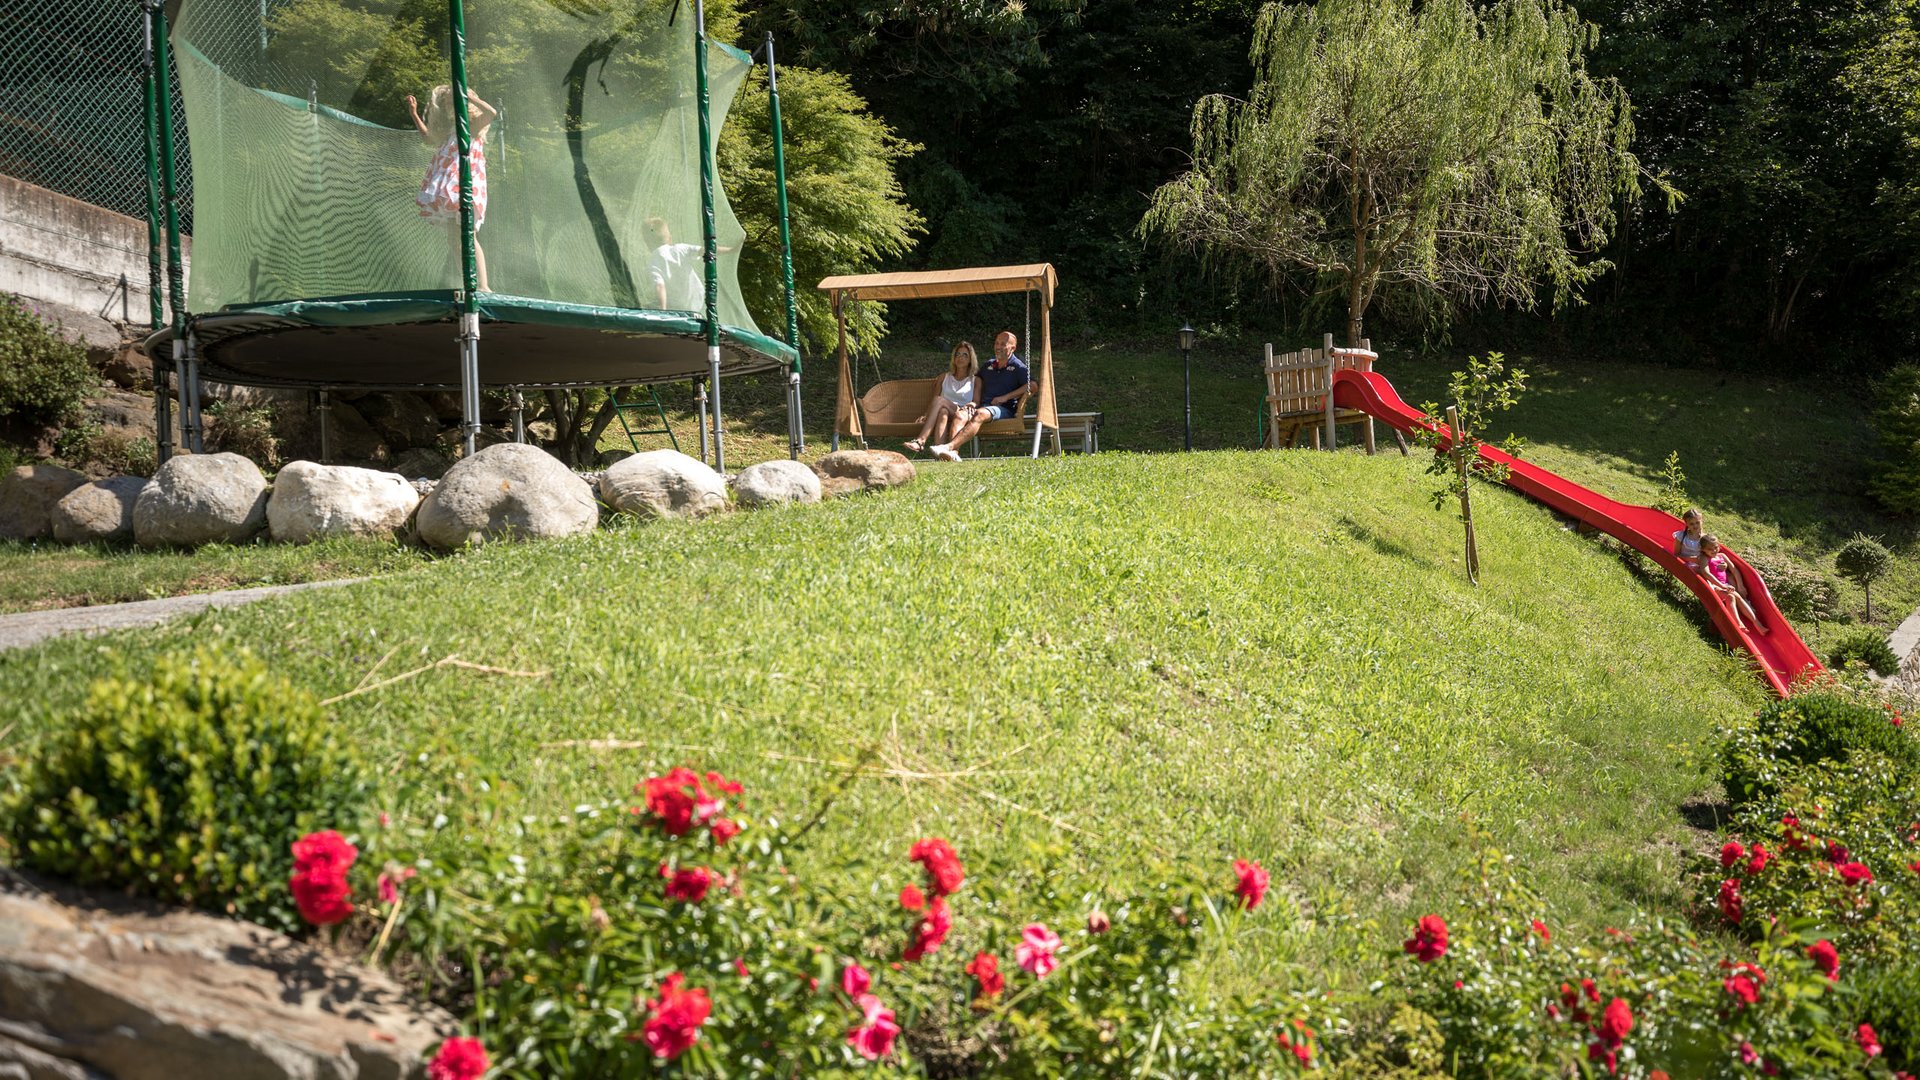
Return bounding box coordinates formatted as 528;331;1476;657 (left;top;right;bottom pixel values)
139;0;803;471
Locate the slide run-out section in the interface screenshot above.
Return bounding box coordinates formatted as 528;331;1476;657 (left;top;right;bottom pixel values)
1332;369;1822;697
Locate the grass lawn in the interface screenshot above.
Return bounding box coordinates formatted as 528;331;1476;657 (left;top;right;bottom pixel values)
0;449;1760;995
0;536;430;615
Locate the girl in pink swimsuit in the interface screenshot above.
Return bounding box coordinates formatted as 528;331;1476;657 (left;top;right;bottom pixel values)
407;85;497;291
1700;535;1767;634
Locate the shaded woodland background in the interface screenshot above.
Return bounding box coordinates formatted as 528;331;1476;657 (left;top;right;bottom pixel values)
748;0;1920;373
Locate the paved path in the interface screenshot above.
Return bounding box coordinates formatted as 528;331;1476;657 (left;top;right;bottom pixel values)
1890;603;1920;672
0;578;366;653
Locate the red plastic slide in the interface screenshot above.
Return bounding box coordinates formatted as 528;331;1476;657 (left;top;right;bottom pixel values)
1332;368;1821;697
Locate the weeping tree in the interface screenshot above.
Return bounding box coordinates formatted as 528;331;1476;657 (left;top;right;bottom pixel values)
1143;0;1656;344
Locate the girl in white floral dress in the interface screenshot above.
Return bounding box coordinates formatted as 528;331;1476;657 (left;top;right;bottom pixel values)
408;85;497;291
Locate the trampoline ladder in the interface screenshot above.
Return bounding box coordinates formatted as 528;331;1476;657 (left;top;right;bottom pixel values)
612;386;680;454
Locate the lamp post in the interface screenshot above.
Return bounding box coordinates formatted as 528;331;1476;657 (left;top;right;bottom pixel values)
1178;322;1197;451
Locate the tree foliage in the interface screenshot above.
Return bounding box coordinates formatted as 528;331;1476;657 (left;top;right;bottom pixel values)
1582;0;1920;357
1143;0;1649;346
1835;534;1893;621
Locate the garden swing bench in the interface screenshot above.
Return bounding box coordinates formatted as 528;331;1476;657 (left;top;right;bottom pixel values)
820;264;1063;458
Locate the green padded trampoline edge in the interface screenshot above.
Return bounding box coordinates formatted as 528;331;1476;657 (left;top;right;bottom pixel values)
174;292;798;366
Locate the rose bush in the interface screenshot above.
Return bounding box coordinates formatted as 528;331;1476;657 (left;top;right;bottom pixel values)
317;758;1315;1076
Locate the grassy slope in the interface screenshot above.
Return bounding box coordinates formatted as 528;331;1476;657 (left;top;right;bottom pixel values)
0;536;428;614
0;450;1758;992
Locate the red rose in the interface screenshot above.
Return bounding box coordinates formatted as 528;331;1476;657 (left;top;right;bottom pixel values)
1827;841;1851;863
1403;915;1448;962
709;817;742;845
1723;974;1760;1005
1233;859;1270;910
1531;919;1551;943
1277;1027;1314;1067
1582;978;1599;1004
1837;861;1874;886
847;993;901;1060
640;973;711;1060
1807;939;1839;981
908;838;966;897
642;769;701;836
703;770;744;796
840;962;870;997
898;884;926;911
964;951;1006;1000
1910;859;1920;876
1859;1023;1883;1058
659;863;715;903
1781;815;1808;851
1717;878;1743;923
1720;840;1746;869
1599;998;1632;1042
427;1036;489;1080
1747;843;1772;875
289;830;357;927
903;896;952;961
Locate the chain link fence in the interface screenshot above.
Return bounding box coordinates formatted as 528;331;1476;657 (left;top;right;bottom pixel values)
0;1;188;225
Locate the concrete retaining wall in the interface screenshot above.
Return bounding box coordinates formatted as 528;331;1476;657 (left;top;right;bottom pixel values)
0;173;189;349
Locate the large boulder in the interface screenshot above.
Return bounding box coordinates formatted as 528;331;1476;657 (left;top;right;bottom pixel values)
416;442;598;550
0;876;452;1080
819;475;866;499
50;476;148;545
815;449;915;491
599;449;728;519
132;453;269;547
267;461;420;543
0;465;89;540
732;459;821;508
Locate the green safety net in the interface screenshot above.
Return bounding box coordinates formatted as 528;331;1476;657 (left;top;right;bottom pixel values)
171;0;762;339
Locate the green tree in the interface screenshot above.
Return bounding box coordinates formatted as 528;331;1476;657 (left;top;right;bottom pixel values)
1142;0;1650;346
1835;534;1894;622
1581;0;1920;356
1411;352;1530;584
1869;364;1920;515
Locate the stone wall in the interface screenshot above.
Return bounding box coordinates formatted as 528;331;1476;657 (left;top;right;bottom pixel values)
0;173;188;351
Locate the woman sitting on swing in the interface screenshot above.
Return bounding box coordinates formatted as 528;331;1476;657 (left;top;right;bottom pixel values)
904;342;980;456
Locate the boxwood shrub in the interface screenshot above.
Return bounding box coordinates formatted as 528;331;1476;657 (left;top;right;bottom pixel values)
0;651;367;930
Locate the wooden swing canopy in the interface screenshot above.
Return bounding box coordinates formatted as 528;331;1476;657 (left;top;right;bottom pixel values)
820;264;1060;452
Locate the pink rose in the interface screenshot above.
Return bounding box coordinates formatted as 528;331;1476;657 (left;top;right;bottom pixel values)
1015;923;1063;977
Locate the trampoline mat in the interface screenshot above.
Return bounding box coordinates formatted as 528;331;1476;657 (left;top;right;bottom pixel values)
144;292;796;391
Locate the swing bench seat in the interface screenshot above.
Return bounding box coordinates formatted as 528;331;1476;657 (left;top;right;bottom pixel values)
854;377;1034;440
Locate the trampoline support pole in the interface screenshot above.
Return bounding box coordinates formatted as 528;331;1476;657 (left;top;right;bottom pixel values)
185;331;204;454
140;0;171;466
764;33;803;460
173;339;192;454
448;0;483;460
460;314;481;457
694;0;723;473
696;380;710;465
317;390;333;463
510;386;525;444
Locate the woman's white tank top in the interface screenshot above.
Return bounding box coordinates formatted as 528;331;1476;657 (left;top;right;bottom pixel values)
941;373;976;407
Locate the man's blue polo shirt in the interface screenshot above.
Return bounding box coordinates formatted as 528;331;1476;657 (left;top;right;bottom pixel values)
979;354;1030;413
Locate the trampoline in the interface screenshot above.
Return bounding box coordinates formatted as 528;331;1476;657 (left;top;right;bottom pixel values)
137;0;804;470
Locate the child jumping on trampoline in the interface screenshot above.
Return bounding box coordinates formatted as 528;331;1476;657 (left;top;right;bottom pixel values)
1699;534;1769;635
409;85;497;291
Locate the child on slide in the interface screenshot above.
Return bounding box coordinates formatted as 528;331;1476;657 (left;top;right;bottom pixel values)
1699;534;1768;635
1672;508;1705;561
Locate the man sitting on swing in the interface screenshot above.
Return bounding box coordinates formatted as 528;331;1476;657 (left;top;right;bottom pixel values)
927;330;1030;461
